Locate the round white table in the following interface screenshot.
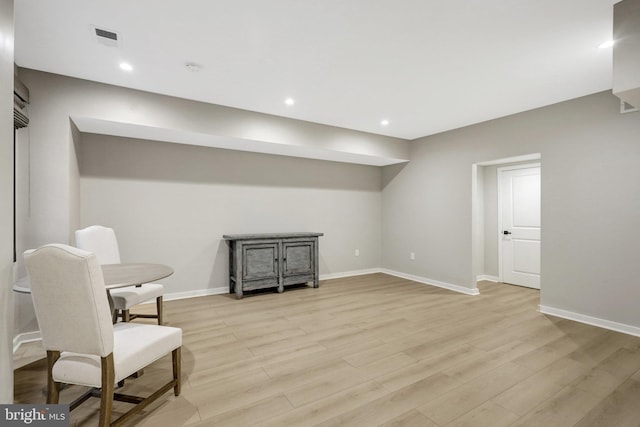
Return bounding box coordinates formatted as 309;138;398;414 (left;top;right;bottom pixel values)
13;263;173;293
13;263;173;323
101;263;173;289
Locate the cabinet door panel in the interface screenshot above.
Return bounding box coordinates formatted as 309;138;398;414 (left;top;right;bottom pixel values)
243;243;279;281
283;241;313;276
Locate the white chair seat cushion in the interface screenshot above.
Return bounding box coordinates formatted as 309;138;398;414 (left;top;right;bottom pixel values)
52;323;181;387
109;283;164;310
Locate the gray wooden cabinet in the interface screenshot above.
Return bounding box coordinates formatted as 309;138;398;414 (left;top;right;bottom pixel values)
223;232;323;299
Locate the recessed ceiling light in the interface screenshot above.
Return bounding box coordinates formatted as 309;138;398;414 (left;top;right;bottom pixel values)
285;98;295;106
185;62;201;72
599;40;614;49
119;62;133;71
381;119;390;126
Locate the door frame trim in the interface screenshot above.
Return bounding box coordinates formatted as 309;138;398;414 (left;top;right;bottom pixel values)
497;162;541;285
471;153;541;294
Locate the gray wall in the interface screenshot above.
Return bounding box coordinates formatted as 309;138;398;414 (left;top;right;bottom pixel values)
0;0;14;404
16;68;405;254
14;69;395;337
13;68;640;350
79;133;383;296
382;90;640;328
483;165;498;277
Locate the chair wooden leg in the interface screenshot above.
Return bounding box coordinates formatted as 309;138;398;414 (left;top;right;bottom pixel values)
46;351;61;404
99;354;115;427
172;347;181;396
123;310;130;322
156;296;164;325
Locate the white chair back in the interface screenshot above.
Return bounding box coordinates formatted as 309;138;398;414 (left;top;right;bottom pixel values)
24;244;114;357
75;225;121;264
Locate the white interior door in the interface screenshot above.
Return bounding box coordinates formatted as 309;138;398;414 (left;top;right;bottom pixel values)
499;164;541;289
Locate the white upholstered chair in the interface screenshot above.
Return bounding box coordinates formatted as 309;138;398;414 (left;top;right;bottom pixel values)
24;244;181;427
75;225;165;324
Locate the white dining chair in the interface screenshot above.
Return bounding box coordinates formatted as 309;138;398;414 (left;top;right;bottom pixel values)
24;244;181;427
75;225;165;324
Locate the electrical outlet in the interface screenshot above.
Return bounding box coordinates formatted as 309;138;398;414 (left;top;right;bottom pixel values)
410;252;415;260
355;249;360;257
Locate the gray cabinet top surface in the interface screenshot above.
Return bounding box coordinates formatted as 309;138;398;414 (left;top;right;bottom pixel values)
223;232;324;241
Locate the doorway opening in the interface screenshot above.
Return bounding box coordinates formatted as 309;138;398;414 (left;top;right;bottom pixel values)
471;153;541;293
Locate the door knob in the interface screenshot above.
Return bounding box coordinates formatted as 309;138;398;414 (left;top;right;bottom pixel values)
503;230;512;235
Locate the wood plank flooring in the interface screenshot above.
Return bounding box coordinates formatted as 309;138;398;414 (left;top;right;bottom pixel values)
13;273;640;426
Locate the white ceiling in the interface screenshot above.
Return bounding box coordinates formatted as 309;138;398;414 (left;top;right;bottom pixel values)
14;0;616;140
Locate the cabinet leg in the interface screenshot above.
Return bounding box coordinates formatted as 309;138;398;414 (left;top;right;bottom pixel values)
277;285;284;293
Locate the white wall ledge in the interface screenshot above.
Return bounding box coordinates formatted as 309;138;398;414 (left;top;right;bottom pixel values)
71;116;410;167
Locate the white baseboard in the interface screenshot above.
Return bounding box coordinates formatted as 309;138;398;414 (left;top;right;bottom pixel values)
159;268;479;299
158;270;384;302
162;286;229;302
381;269;479;296
539;305;640;337
477;275;499;282
319;268;382;281
13;331;42;354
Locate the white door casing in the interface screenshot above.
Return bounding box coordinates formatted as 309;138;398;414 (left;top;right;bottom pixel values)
499;164;541;289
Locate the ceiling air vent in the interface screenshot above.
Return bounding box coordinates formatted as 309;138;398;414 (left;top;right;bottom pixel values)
93;26;120;47
14;76;29;129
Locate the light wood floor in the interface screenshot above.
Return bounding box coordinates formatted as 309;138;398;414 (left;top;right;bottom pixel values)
13;273;640;426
